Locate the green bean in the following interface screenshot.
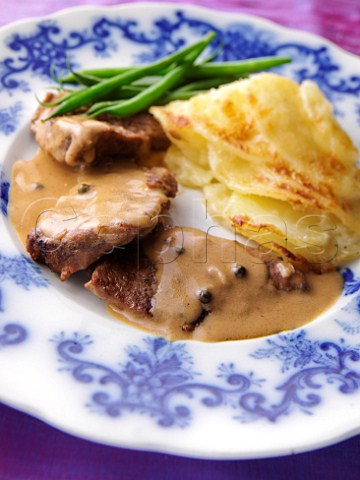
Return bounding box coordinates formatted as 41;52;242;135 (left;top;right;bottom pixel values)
48;36;214;117
69;73;248;115
174;76;239;92
88;33;215;118
88;78;240;113
88;75;241;110
45;32;217;120
89;89;193;114
56;71;242;108
196;38;223;65
90;88;212;112
188;56;291;78
88;62;192;118
113;85;144;98
86;82;227;115
160;89;207;102
65;69;103;87
110;77;236;101
132;75;165;87
60;55;290;87
62;56;98;87
45;37;292;120
86;87;147;112
61;67;134;84
87;100;122;113
93;84;146;102
99;77;166;100
61;69;170;87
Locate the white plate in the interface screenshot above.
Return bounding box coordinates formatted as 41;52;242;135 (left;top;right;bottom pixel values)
0;3;360;460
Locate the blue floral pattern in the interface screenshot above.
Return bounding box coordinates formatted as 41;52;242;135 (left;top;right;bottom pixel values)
0;21;117;93
53;330;360;427
336;294;360;336
0;253;48;311
0;171;9;216
335;269;360;335
342;268;360;296
0;102;22;136
0;322;27;348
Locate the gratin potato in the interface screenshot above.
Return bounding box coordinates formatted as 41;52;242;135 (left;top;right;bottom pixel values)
151;73;360;271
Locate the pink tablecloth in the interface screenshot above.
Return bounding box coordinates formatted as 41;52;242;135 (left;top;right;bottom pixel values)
0;1;359;479
1;0;359;56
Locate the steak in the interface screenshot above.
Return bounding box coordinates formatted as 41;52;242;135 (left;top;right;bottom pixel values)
27;166;177;280
31;93;170;166
85;227;308;320
85;243;157;315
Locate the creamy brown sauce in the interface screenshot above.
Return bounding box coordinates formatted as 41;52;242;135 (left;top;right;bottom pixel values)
50;115;109;165
109;227;343;342
8;149;168;245
8;150;343;342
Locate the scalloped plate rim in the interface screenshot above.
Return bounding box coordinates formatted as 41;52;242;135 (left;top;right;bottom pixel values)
0;2;360;460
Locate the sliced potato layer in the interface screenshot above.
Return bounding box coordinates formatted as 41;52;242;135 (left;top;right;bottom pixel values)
151;73;360;270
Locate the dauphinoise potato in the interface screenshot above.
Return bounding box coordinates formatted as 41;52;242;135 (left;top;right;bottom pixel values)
151;73;360;271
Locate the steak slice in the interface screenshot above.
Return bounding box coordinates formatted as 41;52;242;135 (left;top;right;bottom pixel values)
26;166;177;280
31;93;170;166
85;244;157;315
85;227;308;325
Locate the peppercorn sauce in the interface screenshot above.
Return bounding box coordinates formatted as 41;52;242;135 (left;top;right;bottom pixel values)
109;227;343;341
8;150;344;342
8;148;170;247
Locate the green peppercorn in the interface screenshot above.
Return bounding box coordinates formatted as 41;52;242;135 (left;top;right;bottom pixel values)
233;264;247;278
78;183;90;194
198;289;212;304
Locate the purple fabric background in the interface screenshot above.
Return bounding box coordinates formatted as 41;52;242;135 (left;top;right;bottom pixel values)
0;1;360;478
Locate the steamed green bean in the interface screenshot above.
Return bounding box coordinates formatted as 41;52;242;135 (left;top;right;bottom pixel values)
43;32;291;120
45;32;217;120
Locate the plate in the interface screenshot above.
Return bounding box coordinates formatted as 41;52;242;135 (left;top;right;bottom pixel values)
0;2;360;460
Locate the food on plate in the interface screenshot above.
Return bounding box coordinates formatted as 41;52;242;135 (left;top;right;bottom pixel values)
10;149;176;281
86;226;342;341
151;73;360;271
7;33;350;341
32;93;170;166
48;31;290;121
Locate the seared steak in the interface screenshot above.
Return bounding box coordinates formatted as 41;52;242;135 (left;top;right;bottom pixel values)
85;244;157;315
85;227;308;320
27;166;177;280
31;93;170;166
